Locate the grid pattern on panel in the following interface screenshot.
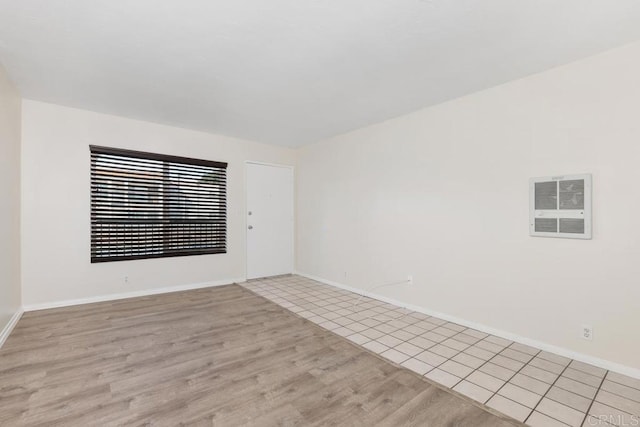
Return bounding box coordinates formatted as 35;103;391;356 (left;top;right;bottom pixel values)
243;276;640;427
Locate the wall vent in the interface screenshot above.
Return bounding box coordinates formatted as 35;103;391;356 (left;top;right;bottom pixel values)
529;174;592;239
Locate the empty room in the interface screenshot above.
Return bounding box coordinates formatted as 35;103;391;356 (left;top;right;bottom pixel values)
1;1;639;426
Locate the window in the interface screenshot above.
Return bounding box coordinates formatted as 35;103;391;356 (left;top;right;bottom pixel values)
90;145;227;262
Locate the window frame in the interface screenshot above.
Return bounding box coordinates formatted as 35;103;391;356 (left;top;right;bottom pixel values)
90;145;228;263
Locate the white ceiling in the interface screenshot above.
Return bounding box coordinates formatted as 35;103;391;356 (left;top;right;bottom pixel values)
1;1;640;147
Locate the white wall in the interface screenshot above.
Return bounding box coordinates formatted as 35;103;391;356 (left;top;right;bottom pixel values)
21;100;295;307
296;41;640;371
0;63;22;335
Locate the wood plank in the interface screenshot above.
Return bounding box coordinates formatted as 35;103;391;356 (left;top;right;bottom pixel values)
0;285;522;426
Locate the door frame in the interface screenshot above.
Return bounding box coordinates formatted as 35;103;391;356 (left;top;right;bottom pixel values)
244;160;295;280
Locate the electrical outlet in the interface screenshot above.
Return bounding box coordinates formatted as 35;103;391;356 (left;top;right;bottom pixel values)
581;325;593;341
407;275;413;285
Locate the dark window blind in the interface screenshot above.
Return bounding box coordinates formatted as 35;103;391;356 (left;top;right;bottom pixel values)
90;146;227;262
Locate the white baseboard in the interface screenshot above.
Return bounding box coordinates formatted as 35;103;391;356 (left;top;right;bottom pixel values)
295;271;640;381
23;277;246;312
0;308;24;349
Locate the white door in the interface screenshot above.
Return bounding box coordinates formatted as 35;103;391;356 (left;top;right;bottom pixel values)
246;162;294;279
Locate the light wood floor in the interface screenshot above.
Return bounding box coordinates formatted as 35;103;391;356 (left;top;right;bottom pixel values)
0;284;522;426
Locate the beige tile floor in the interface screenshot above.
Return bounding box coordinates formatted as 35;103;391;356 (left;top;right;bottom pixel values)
242;275;640;427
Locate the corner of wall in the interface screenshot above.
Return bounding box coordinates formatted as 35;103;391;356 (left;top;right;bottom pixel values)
0;62;23;348
0;309;24;349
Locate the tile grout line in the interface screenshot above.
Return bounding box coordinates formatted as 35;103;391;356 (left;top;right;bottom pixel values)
579;370;608;427
357;321;458;364
494;350;603;426
452;343;539;408
444;333;503;388
524;360;579;424
277;283;585;380
368;320;494;372
291;280;565;419
315;295;468;359
264;283;599;414
253;284;566;386
256;282;512;389
255;280;460;333
254;283;486;375
588;382;640;404
457;346;581;392
423;329;485;382
246;279;632;426
250;281;579;389
488;348;542;412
